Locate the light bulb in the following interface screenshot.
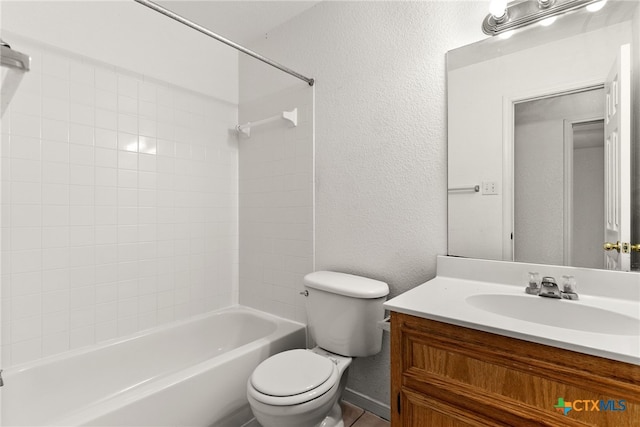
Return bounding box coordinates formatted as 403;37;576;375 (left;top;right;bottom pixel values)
499;30;515;39
586;0;607;12
540;16;557;26
489;0;508;19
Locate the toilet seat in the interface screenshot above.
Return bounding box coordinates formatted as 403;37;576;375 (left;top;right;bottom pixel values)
248;349;339;406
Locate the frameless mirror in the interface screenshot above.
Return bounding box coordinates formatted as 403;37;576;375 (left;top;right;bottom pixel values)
447;1;639;272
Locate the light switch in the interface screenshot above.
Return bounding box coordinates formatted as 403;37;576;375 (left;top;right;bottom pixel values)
482;181;499;195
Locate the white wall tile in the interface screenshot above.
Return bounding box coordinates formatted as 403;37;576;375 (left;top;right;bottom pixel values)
11;271;42;297
42;293;70;315
10;206;41;229
95;166;117;186
42;332;70;357
94;263;115;284
118;151;137;170
95;129;117;149
42;75;69;100
11;227;42;251
42;269;70;293
69;61;94;86
12;315;42;341
118;112;137;133
41;119;68;143
11;337;42;365
95;321;117;342
70;103;94;126
95;206;117;225
69;124;94;146
69;307;94;330
70;84;95;107
11;294;42;320
11;135;41;160
117;169;136;188
42;53;69;79
69;326;95;349
95;68;117;92
3;44;238;368
96;92;117;113
42;162;69;185
117;75;138;97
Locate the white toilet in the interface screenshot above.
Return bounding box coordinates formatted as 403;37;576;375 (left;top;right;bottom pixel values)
246;271;389;427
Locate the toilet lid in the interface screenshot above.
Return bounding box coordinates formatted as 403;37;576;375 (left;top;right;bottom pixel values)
250;349;335;397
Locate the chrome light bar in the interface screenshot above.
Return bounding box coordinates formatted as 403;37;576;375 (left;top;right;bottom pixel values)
482;0;606;36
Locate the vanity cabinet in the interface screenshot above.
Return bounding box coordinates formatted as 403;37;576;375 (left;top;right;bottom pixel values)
390;312;640;426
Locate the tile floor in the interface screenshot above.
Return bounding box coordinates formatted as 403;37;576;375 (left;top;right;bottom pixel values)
341;401;390;426
243;400;390;427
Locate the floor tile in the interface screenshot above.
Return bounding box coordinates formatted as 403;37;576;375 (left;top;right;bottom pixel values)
341;400;365;425
351;411;390;427
243;401;389;427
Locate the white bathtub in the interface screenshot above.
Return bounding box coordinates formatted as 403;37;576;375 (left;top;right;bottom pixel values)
2;306;306;426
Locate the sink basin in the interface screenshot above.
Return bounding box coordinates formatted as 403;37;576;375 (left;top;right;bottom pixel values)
466;294;640;336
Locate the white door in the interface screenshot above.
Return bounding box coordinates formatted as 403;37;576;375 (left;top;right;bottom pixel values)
603;44;631;271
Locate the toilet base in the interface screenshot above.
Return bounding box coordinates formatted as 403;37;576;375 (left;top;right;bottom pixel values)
249;402;344;427
318;401;344;427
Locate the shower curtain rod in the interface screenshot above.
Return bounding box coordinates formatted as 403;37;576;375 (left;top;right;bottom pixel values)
133;0;315;86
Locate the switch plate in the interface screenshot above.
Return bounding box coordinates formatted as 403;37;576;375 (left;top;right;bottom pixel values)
482;181;499;195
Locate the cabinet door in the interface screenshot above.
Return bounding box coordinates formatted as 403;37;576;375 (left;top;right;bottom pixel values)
391;312;640;427
399;388;503;427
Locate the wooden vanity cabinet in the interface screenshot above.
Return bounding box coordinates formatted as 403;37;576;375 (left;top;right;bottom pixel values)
390;312;640;426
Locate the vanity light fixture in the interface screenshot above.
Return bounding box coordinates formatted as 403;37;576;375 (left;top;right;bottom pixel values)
586;0;607;12
483;0;607;35
489;0;509;22
539;16;558;26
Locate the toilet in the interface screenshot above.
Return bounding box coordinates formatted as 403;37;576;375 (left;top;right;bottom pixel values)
246;271;389;427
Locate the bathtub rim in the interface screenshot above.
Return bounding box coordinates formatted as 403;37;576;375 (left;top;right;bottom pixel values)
3;305;307;376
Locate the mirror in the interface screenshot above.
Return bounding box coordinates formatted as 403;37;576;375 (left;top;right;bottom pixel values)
447;1;639;272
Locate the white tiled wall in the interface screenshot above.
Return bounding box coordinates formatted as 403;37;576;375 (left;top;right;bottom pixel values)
238;86;314;323
0;37;238;366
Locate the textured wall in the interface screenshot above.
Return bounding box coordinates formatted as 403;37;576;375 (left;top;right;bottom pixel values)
239;1;488;411
238;85;314;323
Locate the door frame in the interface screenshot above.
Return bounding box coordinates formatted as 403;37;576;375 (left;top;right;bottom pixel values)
502;80;604;262
562;116;605;266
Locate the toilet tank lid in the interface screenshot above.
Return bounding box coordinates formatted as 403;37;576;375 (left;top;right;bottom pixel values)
304;271;389;298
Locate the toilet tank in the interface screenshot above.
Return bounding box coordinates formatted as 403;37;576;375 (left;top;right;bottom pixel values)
304;271;389;357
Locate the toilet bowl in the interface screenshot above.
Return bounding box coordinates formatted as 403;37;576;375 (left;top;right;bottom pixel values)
247;348;352;427
246;271;388;427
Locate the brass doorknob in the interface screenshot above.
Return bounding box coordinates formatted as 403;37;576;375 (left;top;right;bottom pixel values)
632;244;640;252
603;241;621;252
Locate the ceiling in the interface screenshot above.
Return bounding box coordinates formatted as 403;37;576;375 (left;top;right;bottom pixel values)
157;1;321;45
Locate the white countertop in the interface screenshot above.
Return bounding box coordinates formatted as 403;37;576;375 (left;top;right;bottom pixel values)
384;258;640;365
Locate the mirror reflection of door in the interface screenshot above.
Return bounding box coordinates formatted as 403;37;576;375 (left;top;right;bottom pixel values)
603;44;632;271
512;44;632;271
514;88;605;268
571;120;605;269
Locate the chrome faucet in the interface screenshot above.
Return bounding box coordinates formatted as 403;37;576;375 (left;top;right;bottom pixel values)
538;276;561;299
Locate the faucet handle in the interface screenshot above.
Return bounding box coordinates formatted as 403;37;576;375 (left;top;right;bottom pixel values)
561;275;576;292
524;272;541;295
561;275;579;300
